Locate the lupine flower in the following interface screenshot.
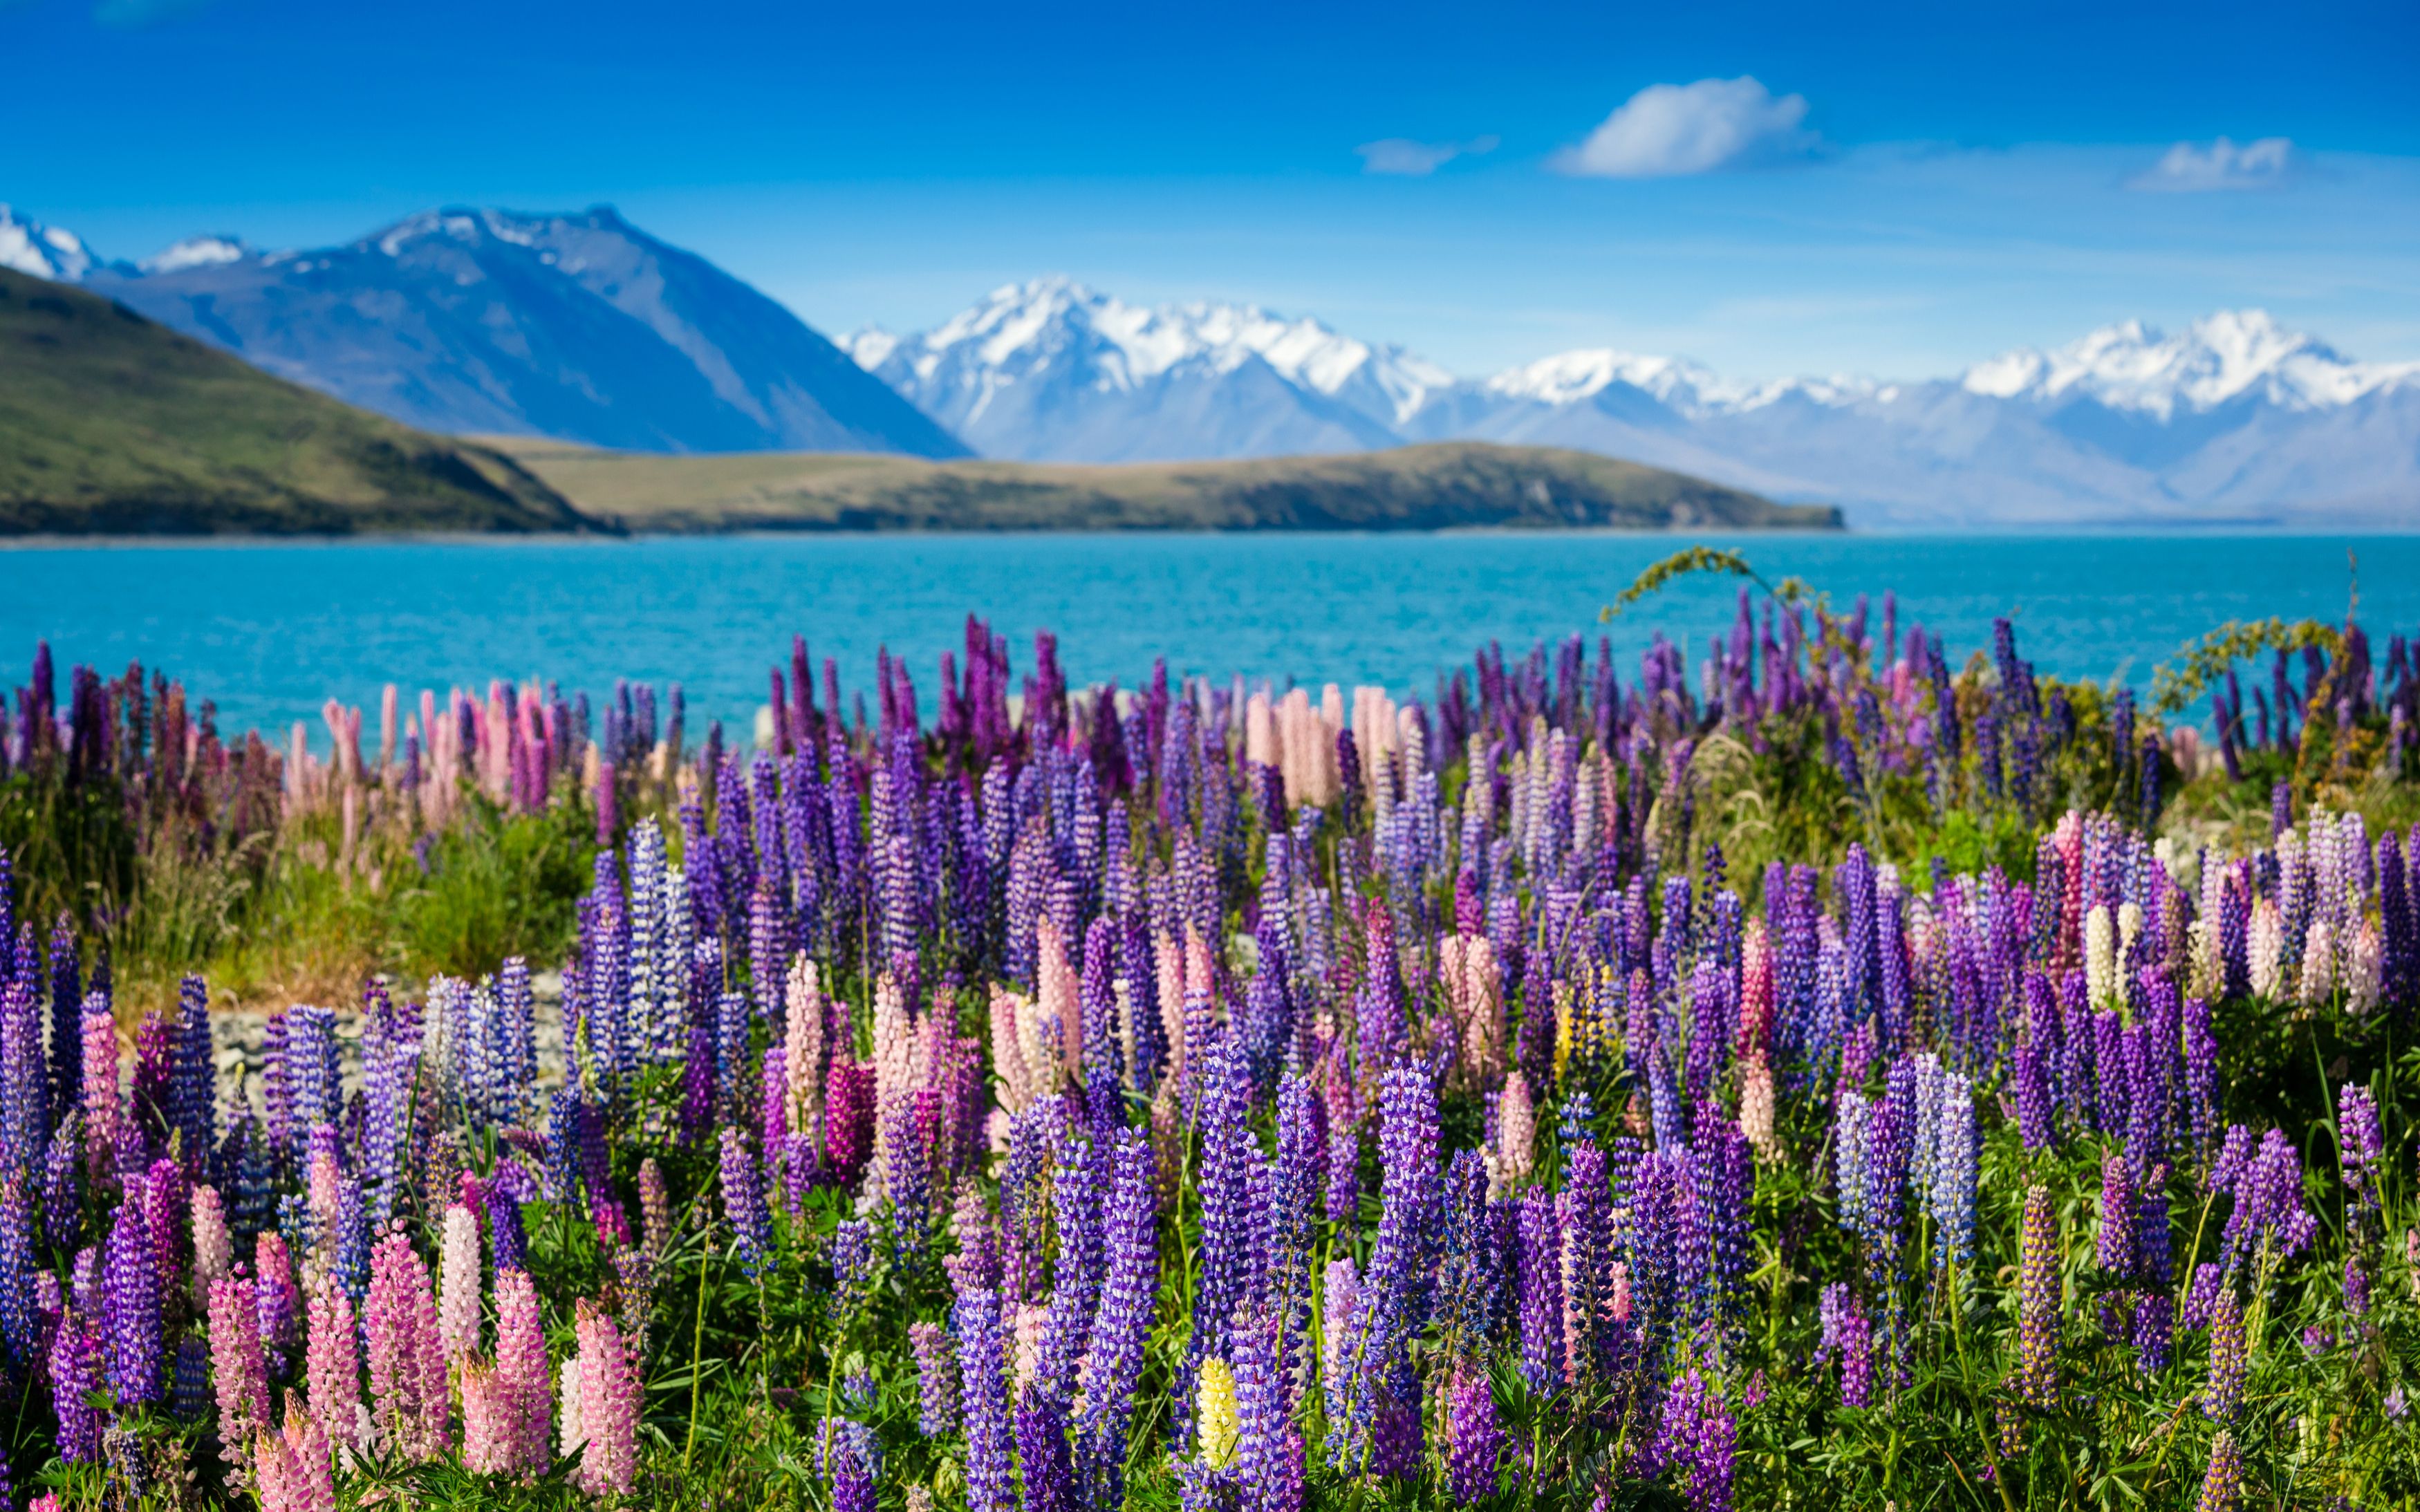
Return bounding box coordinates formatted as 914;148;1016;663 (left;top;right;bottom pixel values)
1818;1282;1873;1407
1444;1363;1505;1505
305;1278;364;1449
365;1227;449;1459
955;1285;1016;1512
48;1305;102;1462
209;1273;270;1464
103;1196;161;1405
2204;1282;2245;1423
495;1267;552;1475
2016;1185;2058;1408
2195;1429;2243;1512
720;1127;773;1279
572;1299;637;1495
909;1320;958;1435
820;1415;881;1512
438;1203;483;1363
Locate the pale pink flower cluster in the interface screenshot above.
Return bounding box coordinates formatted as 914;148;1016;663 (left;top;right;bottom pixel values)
253;1394;338;1512
207;1273;270;1465
189;1186;233;1306
566;1298;637;1495
304;1279;363;1450
80;1001;119;1186
1442;933;1505;1084
365;1228;449;1459
437;1204;483;1363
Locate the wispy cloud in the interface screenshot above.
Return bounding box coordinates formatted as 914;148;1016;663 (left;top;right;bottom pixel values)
2128;136;2300;192
1355;136;1500;177
1552;77;1817;178
93;0;216;27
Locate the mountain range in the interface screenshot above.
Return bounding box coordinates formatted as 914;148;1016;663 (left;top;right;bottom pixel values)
8;200;2416;526
845;279;2420;528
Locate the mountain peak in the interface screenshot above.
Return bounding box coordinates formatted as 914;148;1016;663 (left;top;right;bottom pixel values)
1960;307;2410;415
0;205;97;282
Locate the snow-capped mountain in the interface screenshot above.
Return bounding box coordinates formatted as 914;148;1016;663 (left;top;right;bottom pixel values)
838;277;1452;462
0;205;100;282
851;289;2420;525
68;207;965;457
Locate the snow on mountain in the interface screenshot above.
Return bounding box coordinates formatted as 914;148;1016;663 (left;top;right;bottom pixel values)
841;277;1452;461
0;205;97;282
83;205;966;458
1961;310;2420;416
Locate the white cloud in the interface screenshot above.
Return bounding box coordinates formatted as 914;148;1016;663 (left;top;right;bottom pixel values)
2129;137;2300;193
1355;136;1500;177
1552;77;1815;178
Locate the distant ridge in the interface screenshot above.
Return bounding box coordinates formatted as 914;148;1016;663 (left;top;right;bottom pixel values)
0;268;593;535
79;206;967;460
487;438;1842;534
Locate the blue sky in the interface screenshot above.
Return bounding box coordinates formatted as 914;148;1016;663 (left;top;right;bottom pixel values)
7;0;2418;377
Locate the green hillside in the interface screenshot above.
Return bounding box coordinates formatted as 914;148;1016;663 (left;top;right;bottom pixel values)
0;268;590;534
492;436;1842;533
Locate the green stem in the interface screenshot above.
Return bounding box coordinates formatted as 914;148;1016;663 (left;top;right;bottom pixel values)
682;1243;714;1469
1946;1256;2022;1512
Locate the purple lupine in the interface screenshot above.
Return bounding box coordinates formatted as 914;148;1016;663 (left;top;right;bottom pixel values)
954;1285;1016;1512
818;1415;880;1512
0;1176;35;1371
49;1305;102;1462
103;1196;161;1405
2016;1184;2058;1408
1077;1130;1156;1512
2204;1282;2245;1423
1328;1063;1440;1476
1818;1282;1872;1407
1516;1186;1565;1396
1444;1363;1505;1506
909;1320;958;1436
1655;1363;1736;1512
718;1128;772;1280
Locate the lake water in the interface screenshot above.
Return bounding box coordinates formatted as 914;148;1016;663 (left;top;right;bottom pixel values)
2;532;2414;740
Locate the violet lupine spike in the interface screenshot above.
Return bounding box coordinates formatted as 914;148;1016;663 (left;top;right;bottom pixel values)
1516;1186;1565;1397
909;1320;958;1436
1444;1362;1506;1506
102;1195;160;1406
1327;1063;1440;1475
48;1306;102;1463
954;1285;1017;1512
2016;1184;2059;1408
719;1126;773;1280
819;1415;881;1512
1077;1129;1157;1512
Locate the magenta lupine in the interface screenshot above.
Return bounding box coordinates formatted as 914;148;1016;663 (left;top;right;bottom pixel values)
208;1273;270;1464
572;1299;637;1495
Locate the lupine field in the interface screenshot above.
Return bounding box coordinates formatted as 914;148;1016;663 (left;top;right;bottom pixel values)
0;556;2417;1510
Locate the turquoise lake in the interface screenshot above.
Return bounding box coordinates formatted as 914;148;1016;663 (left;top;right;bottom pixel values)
3;532;2414;739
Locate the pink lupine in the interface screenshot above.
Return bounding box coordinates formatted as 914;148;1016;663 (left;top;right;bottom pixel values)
366;1228;449;1460
80;998;119;1188
207;1273;270;1465
572;1298;637;1495
304;1279;364;1450
460;1361;514;1475
189;1186;233;1307
438;1204;483;1364
280;1394;339;1512
496;1266;552;1473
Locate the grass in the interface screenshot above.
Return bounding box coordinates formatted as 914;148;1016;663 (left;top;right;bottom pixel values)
0;268;591;535
487;437;1843;534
